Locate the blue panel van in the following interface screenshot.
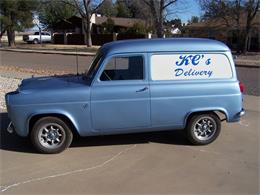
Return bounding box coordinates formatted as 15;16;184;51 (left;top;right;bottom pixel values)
5;38;245;153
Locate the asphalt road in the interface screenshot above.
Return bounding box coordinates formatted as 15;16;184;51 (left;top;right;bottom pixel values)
237;67;260;96
0;50;259;95
0;50;92;73
0;95;259;194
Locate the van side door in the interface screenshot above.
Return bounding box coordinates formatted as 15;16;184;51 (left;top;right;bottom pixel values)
90;54;151;131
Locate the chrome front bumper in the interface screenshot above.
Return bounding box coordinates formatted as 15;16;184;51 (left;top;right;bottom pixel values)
7;122;15;134
238;109;245;117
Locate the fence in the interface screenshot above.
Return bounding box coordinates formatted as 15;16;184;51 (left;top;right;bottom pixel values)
53;34;64;44
91;34;114;45
67;34;84;45
53;33;146;45
117;33;146;40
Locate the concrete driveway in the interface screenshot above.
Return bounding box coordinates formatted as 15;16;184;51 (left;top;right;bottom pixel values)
0;95;259;195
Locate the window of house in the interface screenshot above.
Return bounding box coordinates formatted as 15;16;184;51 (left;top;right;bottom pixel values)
100;56;144;81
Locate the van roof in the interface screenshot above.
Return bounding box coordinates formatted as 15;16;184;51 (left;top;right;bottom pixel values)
100;38;230;55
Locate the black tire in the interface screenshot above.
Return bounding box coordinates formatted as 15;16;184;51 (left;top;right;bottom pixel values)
30;117;73;154
186;113;221;145
33;38;39;44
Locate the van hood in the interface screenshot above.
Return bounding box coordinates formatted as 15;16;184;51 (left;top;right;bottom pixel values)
19;74;90;92
7;74;91;106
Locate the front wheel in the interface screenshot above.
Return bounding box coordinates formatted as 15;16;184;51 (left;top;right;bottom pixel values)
31;117;73;154
33;38;39;44
186;113;221;145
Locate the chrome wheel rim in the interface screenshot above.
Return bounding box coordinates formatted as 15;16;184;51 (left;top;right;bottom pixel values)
193;116;217;141
38;123;65;149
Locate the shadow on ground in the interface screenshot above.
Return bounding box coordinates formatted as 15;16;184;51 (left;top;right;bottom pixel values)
0;112;189;153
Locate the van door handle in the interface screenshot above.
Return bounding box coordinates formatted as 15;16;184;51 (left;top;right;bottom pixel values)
136;86;148;92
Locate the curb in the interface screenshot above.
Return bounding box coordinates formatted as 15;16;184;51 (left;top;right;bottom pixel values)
0;48;96;56
235;64;260;69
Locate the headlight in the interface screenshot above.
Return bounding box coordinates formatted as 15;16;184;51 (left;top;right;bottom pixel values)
7;91;19;95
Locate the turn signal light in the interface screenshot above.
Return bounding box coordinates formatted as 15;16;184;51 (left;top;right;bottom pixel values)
239;81;245;93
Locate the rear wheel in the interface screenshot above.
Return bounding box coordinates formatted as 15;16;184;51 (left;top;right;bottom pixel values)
31;117;73;154
186;113;221;145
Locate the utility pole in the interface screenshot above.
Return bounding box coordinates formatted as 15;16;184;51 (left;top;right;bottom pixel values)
33;18;42;45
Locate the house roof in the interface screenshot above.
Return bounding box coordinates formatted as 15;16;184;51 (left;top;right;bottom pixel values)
99;38;230;55
54;16;82;30
186;11;260;29
54;15;145;31
95;16;145;28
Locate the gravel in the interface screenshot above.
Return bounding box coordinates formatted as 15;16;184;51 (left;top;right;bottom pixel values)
0;76;21;110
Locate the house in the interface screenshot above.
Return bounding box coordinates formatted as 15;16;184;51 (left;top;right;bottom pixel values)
91;14;146;34
184;12;260;51
170;27;181;35
53;14;146;45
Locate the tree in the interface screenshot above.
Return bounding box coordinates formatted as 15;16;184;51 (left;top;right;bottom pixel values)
100;17;115;33
97;0;117;17
127;22;147;34
243;0;259;53
201;0;233;26
142;0;178;38
200;0;260;53
128;0;155;32
62;0;105;47
188;16;199;24
0;0;38;47
165;18;182;27
115;0;132;18
38;0;77;30
201;0;242;52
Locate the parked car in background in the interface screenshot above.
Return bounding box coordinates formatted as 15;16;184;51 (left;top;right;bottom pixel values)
5;38;245;154
23;32;52;44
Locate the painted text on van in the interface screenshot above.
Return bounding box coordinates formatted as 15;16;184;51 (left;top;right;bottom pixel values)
175;68;213;78
175;54;213;78
175;54;211;66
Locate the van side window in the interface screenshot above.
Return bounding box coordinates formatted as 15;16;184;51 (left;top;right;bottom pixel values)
100;56;143;81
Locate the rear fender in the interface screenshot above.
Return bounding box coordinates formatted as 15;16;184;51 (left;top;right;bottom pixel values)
184;107;228;127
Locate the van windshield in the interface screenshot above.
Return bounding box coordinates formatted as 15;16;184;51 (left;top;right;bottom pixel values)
85;54;102;79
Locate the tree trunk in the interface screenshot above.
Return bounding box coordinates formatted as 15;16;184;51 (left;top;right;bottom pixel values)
0;29;6;47
243;26;250;54
235;0;241;53
7;28;15;47
236;30;244;53
50;29;54;44
247;32;252;51
156;21;163;38
157;1;164;38
86;20;92;47
83;16;92;47
236;31;240;53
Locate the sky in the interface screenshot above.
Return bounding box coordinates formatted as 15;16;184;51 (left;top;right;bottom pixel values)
167;0;203;24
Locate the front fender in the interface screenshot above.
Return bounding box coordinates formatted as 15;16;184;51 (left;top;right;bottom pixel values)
27;110;80;136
